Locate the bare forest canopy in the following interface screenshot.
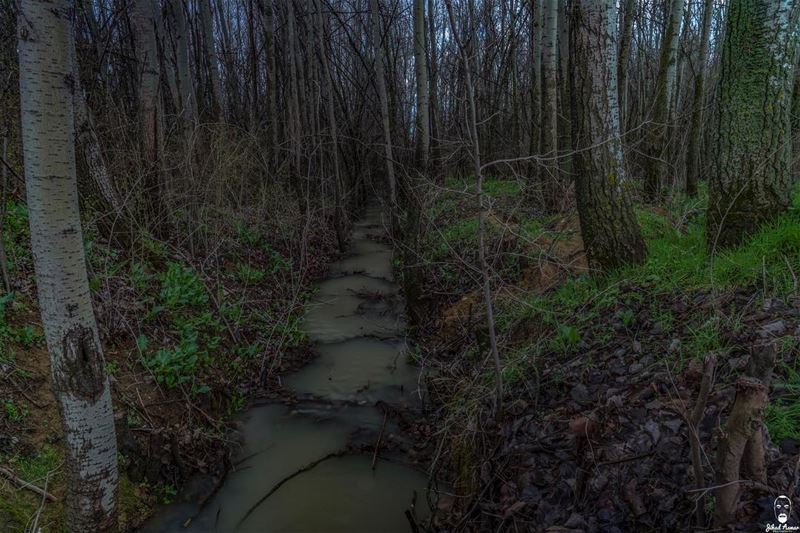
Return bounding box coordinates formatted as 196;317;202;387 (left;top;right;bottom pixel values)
3;0;800;531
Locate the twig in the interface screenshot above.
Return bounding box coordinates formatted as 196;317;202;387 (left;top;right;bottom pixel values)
372;411;388;470
235;449;349;529
0;466;57;502
689;354;717;526
405;509;421;533
28;468;52;533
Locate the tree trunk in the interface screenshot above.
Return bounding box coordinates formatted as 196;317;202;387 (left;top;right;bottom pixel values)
527;0;542;194
617;0;635;126
569;0;647;271
370;0;398;211
314;0;347;251
540;0;559;211
707;0;797;249
643;0;685;200
413;0;430;169
69;30;125;221
256;0;278;156
428;0;441;179
166;0;196;130
132;0;162;166
684;0;713;197
17;2;118;530
199;0;224;120
247;0;259;131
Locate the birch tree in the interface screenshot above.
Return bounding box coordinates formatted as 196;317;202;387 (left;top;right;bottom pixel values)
17;2;118;529
707;0;798;248
540;0;559;210
570;0;647;270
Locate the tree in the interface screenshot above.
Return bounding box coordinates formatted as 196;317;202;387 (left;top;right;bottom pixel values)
444;0;504;409
199;0;224;120
684;0;713;197
643;0;685;199
165;0;197;131
17;2;118;530
314;0;347;251
570;0;647;270
707;0;798;249
370;0;398;212
540;0;559;210
413;0;430;169
132;0;162;166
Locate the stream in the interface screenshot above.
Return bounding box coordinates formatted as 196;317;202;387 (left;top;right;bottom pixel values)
141;205;432;532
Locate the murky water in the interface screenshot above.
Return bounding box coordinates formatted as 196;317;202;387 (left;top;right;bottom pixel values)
141;205;431;532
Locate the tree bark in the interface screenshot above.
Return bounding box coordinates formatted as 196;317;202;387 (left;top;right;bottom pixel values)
413;0;430;169
69;29;125;221
684;0;713;197
540;0;559;210
199;0;224;120
17;2;118;530
616;0;635;126
643;0;685;200
166;0;197;130
569;0;647;270
707;0;797;249
132;0;162;166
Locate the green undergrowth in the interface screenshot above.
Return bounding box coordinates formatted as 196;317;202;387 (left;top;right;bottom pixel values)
497;186;800;343
1;196;313;409
0;445;149;532
423;179;800;438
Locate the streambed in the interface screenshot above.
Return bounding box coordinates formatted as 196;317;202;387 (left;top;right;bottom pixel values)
142;205;432;532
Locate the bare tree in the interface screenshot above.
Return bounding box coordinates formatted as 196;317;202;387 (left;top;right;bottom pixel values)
370;0;398;212
413;0;430;169
444;0;504;409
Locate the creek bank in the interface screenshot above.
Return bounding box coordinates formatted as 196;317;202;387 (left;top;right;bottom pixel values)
0;201;339;531
141;204;439;532
410;178;800;531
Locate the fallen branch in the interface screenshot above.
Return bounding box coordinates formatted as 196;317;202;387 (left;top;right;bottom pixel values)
372;411;389;470
235;449;349;529
0;466;57;502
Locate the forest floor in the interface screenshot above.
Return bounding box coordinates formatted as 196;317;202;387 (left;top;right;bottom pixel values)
413;178;800;531
0;197;339;531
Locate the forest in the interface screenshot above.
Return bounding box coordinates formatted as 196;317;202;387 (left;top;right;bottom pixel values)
1;0;800;530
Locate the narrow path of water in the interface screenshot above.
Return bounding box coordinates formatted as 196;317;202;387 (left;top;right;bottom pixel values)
142;205;430;532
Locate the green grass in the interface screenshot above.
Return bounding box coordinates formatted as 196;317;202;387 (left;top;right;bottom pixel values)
767;364;800;442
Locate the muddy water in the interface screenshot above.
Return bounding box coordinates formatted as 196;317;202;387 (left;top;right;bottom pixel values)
142;205;431;532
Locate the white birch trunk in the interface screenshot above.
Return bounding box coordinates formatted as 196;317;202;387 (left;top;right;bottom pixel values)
17;2;118;530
